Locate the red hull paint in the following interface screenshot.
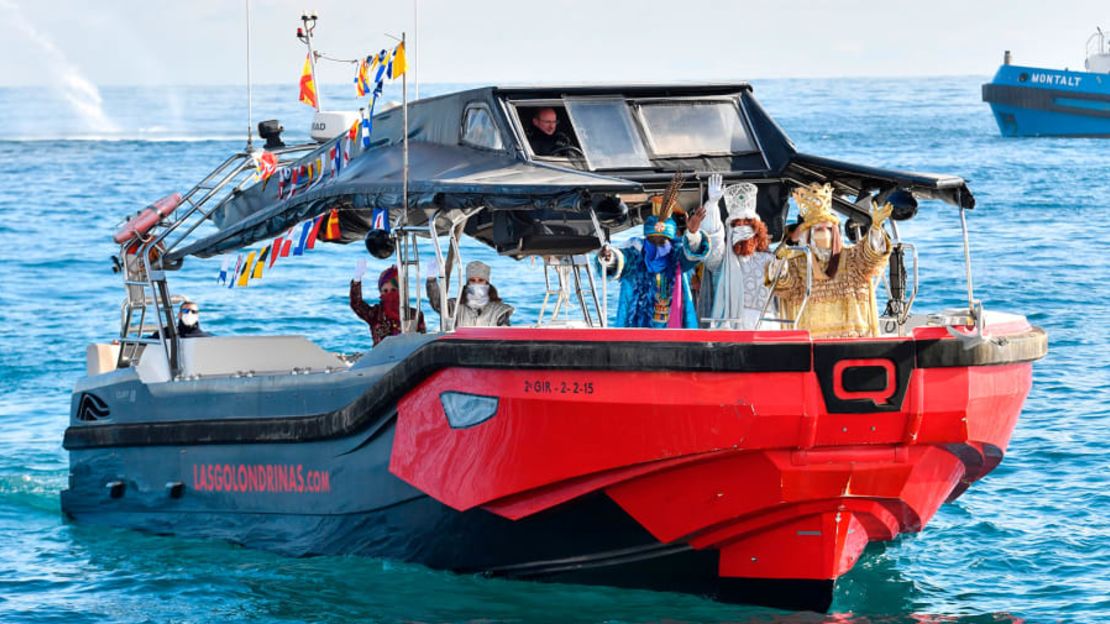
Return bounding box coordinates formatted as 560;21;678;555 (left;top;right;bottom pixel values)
390;327;1037;587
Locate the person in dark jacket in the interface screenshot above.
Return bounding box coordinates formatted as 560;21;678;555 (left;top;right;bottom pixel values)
350;262;425;345
150;300;212;339
525;107;574;156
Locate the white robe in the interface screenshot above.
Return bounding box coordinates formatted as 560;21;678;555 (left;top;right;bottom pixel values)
706;226;777;329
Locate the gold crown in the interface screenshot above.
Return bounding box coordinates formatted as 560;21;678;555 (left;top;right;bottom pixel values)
792;183;839;229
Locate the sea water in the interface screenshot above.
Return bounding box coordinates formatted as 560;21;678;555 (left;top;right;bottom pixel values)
0;77;1107;623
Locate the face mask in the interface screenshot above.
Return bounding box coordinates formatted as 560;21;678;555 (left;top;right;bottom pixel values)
811;227;833;250
731;225;754;242
467;283;490;308
180;312;198;327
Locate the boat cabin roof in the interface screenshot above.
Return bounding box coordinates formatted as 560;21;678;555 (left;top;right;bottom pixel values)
167;83;974;262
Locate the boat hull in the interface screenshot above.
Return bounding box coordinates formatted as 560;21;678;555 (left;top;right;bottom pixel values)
982;64;1110;137
62;324;1047;612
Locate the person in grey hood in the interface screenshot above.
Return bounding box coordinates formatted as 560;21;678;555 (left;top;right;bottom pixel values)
427;260;514;327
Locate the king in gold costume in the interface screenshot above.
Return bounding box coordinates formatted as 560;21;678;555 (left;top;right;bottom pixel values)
767;183;893;338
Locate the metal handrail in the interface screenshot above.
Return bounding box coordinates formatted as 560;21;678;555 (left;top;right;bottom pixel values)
117;143;316;375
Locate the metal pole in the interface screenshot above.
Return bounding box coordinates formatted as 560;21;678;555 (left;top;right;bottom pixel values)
245;0;253;149
402;32;409;219
412;0;419;100
959;207;976;313
303;14;322;111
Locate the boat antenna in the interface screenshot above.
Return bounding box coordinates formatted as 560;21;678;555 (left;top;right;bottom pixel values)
297;12;322;111
244;0;254;150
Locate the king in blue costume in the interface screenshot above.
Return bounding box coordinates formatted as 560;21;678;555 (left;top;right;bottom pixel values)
599;209;710;329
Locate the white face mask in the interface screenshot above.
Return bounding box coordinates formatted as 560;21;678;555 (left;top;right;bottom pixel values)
466;283;490;308
731;225;755;242
811;227;833;250
180;311;199;327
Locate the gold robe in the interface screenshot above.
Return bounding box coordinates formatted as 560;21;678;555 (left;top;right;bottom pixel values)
769;232;891;338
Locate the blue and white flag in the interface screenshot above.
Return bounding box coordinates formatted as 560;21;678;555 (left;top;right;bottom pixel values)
371;207;390;232
292;220;313;256
217;256;230;285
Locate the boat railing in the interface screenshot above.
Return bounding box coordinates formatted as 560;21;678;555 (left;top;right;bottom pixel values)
536;255;604;328
1086;28;1110;72
116;143;317;375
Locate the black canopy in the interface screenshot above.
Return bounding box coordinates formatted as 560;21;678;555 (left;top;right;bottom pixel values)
165;84;975;262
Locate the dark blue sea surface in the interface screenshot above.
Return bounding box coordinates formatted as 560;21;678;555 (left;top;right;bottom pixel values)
0;77;1107;623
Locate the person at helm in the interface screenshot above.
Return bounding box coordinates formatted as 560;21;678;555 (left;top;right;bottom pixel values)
525;107;574;157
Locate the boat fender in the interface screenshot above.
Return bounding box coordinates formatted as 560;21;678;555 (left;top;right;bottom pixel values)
113;193;182;244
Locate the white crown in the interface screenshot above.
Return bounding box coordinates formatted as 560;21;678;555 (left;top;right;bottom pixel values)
724;183;759;222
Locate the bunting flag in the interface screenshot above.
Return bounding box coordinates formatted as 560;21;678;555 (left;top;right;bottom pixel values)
342;135;352;163
371;49;388;84
269;232;285;267
217;256;230;285
355;56;372;97
277;167;292;199
305;214;325;249
237;251;256;287
252;150;279;180
371;207;390;232
323;208;341;241
298;53;318;109
329;144;343;178
348;117;360;142
388;42;407;79
228;254;244;289
280;228;294;257
293;220;313;256
252;246;270;279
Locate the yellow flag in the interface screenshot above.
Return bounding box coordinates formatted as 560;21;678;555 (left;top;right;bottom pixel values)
251;246;268;280
299;54;318;109
390;42;407;78
238;251;256;287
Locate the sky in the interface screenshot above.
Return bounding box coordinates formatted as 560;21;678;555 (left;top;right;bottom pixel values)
0;0;1106;88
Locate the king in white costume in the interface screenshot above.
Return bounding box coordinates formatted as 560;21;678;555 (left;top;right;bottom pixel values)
703;175;778;329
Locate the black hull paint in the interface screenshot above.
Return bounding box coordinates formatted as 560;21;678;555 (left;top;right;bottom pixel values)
62;488;833;612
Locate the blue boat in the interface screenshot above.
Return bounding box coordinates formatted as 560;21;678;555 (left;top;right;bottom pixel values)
982;30;1110;137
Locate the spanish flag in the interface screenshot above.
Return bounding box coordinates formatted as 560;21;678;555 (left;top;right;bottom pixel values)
389;42;407;79
299;54;318;109
324;208;341;241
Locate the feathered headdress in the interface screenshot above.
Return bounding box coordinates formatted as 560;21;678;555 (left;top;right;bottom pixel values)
652;171;687;221
792;182;839;231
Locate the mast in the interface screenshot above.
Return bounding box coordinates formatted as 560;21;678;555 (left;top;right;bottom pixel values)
412;0;419;100
402;31;409;221
298;13;322;111
245;0;254;149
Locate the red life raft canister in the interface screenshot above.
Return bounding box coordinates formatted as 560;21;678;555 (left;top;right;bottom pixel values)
113;193;183;244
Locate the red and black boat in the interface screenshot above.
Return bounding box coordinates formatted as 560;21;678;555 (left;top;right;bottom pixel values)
62;82;1046;612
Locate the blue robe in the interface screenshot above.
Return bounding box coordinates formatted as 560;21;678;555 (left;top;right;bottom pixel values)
600;233;709;328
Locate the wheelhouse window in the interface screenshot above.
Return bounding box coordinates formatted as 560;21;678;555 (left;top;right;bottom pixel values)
637;101;755;157
563;98;651;170
461;104;504;150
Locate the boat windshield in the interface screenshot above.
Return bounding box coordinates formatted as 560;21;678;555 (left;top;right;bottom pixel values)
637;101;755;157
563;97;652;170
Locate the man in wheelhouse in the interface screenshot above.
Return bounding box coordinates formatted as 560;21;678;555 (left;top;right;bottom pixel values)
525;107;574;156
598;187;710;328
